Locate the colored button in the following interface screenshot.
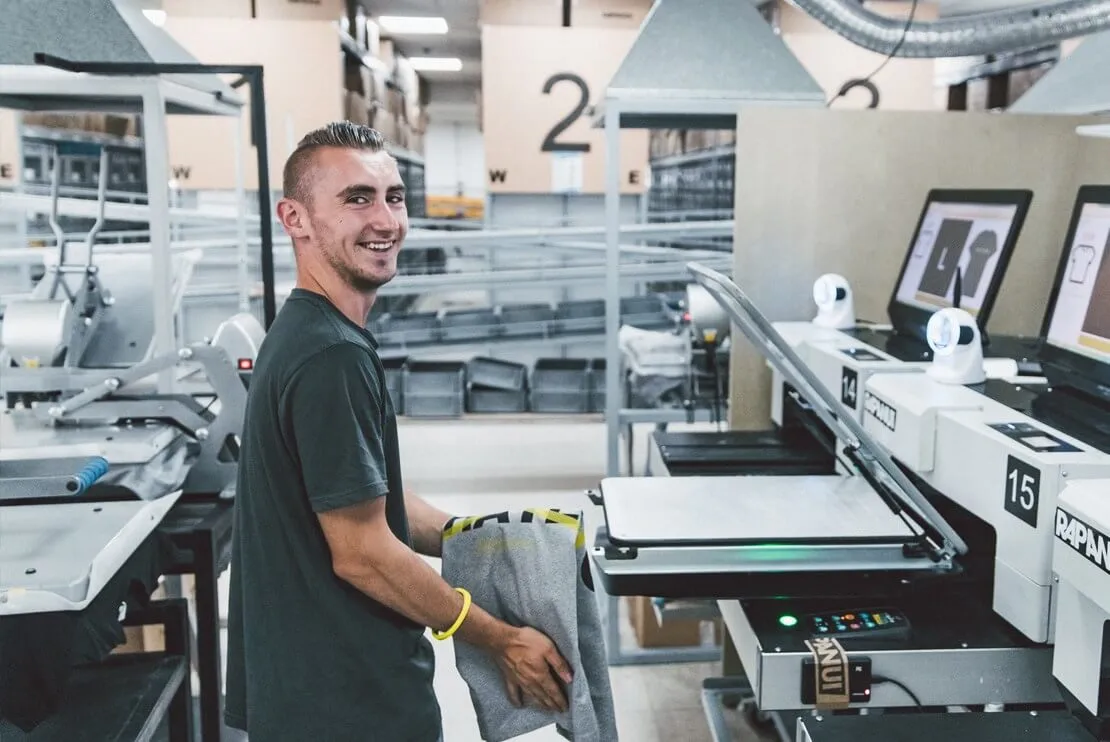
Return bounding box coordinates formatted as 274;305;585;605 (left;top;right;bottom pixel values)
850;623;860;630
844;614;855;620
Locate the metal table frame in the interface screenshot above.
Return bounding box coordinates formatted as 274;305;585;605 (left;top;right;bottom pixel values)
159;499;235;742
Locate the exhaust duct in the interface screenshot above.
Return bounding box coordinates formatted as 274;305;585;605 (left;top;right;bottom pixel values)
787;0;1110;58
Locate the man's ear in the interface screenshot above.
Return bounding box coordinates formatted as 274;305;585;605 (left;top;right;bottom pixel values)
276;197;309;238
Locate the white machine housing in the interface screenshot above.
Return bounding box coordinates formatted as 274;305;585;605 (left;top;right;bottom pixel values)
1053;477;1110;718
767;321;872;426
862;371;1110;642
802;338;927;423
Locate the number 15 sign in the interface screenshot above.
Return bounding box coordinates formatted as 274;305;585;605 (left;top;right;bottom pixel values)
481;25;649;195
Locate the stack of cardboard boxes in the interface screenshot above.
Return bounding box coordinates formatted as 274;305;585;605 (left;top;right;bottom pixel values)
648;128;738;161
343;36;427;156
20;112;138;140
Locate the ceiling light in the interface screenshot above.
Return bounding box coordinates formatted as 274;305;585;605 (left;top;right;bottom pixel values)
142;9;167;26
408;57;462;72
378;15;448;34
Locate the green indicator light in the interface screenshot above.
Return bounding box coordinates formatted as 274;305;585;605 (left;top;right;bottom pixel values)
778;614;798;628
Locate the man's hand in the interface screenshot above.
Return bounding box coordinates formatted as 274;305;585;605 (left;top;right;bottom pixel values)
494;627;573;713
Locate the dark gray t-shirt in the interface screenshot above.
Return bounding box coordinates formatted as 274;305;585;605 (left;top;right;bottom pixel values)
224;288;439;742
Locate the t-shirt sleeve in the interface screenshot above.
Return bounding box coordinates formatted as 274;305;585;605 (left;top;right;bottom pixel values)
285;343;391;513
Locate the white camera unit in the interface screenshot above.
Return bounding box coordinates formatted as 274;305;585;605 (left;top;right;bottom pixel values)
926;308;987;385
811;273;856;330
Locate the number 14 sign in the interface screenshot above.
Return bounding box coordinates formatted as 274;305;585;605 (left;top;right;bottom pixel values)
481;25;649;195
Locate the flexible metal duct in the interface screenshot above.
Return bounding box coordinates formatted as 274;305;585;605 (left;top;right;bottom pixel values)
787;0;1110;57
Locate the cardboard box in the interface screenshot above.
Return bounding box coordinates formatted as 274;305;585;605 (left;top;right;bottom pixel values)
375;112;400;147
0;109;19;187
480;0;563;26
164;18;344;190
253;0;344;22
163;0;252;17
379;39;396;71
571;0;652;28
345;91;369;126
626;596;722;649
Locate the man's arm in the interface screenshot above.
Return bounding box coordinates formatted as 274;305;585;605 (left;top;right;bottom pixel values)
404;488;452;558
288;346;571;711
318;498;572;711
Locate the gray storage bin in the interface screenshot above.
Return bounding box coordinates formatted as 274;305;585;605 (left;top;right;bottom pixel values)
552;299;605;335
378;312;440;346
404;393;464;418
441;308;499;342
532;358;590;392
530;390;589;414
588;358;607;413
403;361;466;396
468;388;528;413
499;303;555;338
467;357;527;391
620;295;665;327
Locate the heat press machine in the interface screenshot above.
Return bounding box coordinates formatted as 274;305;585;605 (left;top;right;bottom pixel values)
0;144;262;736
795;475;1110;742
858;184;1110;645
590;262;1069;742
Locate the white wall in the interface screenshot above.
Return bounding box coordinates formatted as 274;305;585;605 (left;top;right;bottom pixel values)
424;101;485;199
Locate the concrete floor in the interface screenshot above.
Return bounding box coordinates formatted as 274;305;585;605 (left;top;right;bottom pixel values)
218;416;781;741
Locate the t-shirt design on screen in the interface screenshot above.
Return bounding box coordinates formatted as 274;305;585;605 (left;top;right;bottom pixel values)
1070;244;1096;284
1080;232;1110;342
962;230;998;298
918;219;972;298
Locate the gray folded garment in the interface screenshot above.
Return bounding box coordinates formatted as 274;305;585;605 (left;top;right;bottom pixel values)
441;508;619;742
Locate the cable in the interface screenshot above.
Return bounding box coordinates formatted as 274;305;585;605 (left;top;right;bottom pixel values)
826;0;920;108
872;674;923;708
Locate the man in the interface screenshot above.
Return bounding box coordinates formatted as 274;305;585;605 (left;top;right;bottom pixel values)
225;122;572;742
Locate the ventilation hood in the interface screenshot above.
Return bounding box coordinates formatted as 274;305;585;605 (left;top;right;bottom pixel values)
0;0;241;113
598;0;826;129
1009;31;1110;115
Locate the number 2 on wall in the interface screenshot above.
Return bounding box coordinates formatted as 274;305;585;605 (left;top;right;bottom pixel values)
541;73;592;153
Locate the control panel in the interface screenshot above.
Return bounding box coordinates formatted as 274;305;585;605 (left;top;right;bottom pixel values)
808;608;911;639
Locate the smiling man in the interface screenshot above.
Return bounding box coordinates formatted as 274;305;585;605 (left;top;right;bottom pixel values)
224;122;571;742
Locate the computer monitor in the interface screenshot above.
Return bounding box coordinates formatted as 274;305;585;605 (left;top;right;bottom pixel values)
888;189;1033;344
1040;185;1110;404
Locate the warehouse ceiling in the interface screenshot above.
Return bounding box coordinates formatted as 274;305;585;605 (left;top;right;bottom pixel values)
360;0;1087;104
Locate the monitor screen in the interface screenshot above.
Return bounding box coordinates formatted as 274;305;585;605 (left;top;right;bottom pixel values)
893;200;1022;318
1046;201;1110;367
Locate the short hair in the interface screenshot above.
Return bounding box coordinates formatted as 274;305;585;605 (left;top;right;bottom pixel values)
282;121;387;204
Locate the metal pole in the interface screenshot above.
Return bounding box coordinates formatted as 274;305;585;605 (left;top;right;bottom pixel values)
248;68;277;329
604;103;621;477
142;84;176;393
233;110;250;314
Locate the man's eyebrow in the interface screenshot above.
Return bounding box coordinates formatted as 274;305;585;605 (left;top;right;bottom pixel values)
336;183;406;199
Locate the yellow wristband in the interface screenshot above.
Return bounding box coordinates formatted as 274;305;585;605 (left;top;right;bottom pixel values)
433;587;472;640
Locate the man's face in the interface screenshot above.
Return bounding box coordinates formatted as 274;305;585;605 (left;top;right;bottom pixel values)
299;147;408;292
